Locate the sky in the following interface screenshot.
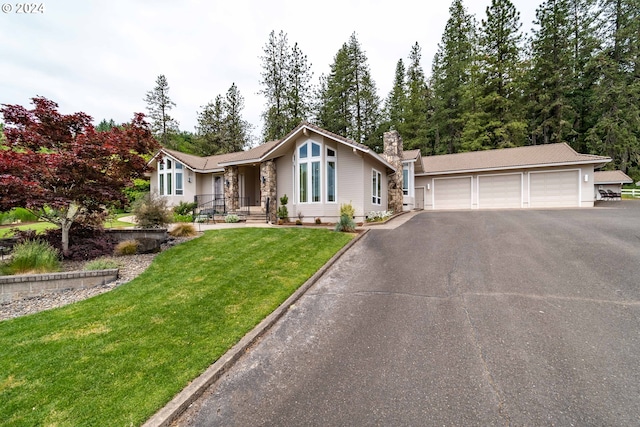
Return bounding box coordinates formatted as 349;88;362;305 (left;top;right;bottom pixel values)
1;0;539;143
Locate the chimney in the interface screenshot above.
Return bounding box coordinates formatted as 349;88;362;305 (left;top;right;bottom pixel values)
382;130;404;214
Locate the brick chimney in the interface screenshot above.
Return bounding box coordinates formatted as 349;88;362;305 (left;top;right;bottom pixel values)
382;130;404;214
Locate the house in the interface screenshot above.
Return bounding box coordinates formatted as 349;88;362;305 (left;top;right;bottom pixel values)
594;170;633;200
149;123;612;221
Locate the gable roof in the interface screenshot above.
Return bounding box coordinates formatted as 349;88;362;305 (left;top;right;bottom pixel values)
402;149;424;173
418;143;610;175
594;170;633;184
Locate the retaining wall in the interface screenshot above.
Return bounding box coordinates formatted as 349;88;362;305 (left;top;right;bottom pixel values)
0;269;119;303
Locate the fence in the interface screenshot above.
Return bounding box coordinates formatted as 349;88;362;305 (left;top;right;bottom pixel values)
621;189;640;198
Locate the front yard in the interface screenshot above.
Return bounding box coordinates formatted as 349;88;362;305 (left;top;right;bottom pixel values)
0;228;353;426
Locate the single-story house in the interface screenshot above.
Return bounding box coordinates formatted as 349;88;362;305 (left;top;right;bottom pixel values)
149;122;613;221
594;170;634;200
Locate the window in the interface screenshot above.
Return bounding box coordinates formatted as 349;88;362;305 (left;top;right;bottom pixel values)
326;147;336;203
175;162;183;195
298;141;324;203
372;169;382;205
158;157;184;196
402;165;409;196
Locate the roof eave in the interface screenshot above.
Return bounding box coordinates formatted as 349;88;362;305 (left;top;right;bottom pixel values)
416;159;612;176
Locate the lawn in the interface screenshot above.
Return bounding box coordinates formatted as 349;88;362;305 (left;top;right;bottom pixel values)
0;228;353;426
0;213;136;237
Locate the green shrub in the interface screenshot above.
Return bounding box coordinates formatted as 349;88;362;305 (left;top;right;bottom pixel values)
315;217;322;224
173;201;197;216
132;193;173;228
12;208;38;222
169;223;198;237
7;240;61;274
114;240;140;256
84;258;119;270
173;213;193;223
340;202;355;219
224;214;240;223
334;213;356;233
277;194;289;220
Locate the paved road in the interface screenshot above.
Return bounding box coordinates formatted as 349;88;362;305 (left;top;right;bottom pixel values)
176;203;640;426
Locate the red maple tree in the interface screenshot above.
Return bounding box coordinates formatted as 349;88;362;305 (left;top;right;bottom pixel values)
0;96;159;253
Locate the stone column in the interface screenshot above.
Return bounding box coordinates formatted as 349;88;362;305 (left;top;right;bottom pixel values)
260;160;277;223
224;166;239;212
382;130;404;214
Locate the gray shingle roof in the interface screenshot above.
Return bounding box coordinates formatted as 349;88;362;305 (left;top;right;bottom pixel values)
420;143;610;175
594;170;633;184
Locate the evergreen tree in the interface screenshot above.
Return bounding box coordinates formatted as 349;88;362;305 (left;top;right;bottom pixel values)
586;0;640;175
223;83;252;152
95;118;117;132
527;0;575;145
430;0;477;154
259;31;313;140
144;74;179;147
471;0;527;149
314;33;381;149
404;42;432;151
384;59;407;133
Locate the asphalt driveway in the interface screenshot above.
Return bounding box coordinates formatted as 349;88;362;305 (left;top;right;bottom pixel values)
176;202;640;426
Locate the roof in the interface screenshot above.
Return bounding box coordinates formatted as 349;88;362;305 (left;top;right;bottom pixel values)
153;122;396;172
402;149;421;161
594;170;634;184
419;143;610;175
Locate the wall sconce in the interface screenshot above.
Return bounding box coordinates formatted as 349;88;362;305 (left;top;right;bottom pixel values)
584;174;589;182
427;183;430;190
187;177;192;183
225;179;230;188
261;176;266;185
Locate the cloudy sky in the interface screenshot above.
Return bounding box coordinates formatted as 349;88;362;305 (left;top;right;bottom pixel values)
1;0;538;142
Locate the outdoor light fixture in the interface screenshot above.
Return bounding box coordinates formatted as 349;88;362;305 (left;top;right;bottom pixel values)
225;179;230;188
188;177;192;183
584;174;589;182
261;176;266;184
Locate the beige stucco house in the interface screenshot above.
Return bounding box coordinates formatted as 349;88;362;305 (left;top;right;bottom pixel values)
594;170;633;200
150;123;613;220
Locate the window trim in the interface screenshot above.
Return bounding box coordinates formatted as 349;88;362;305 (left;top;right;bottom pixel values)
372;168;382;205
326;146;337;203
297;140;325;204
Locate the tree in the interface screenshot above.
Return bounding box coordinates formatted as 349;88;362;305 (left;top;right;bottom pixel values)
403;42;432;151
95;118;117;132
259;31;314;140
471;0;527;149
430;0;477;154
144;74;179;147
0;97;159;254
314;33;381;149
384;59;407;133
195;83;253;155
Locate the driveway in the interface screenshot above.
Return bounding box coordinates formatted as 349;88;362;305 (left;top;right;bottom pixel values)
175;203;640;426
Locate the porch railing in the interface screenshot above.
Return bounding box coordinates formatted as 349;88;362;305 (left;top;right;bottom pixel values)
194;194;250;219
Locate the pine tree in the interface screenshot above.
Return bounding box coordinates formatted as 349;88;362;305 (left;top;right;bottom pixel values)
430;0;477;154
223;83;252;153
286;42;313;131
586;0;640;175
404;42;432;152
472;0;527;149
144;74;179;147
384;59;407;132
314;33;381;148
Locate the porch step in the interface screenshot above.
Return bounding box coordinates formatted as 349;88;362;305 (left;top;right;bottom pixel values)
244;213;269;224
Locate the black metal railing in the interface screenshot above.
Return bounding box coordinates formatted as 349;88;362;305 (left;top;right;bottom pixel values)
194;194;250;220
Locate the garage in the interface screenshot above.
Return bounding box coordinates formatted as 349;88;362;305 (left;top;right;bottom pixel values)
529;170;580;208
478;174;522;209
433;177;472;209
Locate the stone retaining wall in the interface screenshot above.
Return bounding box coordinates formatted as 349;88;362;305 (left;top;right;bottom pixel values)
0;269;119;303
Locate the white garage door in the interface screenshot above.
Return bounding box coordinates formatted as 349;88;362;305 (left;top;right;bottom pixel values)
478;174;522;209
530;170;580;208
433;177;472;210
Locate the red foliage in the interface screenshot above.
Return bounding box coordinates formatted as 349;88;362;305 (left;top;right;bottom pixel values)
0;97;159;212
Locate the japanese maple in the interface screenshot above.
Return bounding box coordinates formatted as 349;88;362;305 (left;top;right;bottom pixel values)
0;96;159;254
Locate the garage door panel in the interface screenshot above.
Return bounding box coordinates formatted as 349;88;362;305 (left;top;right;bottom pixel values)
479;174;522;209
530;171;579;208
434;177;472;210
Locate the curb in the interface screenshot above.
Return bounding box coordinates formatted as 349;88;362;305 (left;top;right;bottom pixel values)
142;229;370;427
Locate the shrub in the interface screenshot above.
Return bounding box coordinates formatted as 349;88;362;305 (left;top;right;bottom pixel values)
7;240;61;274
114;240;140;256
295;219;302;225
224;214;240;223
0;211;16;225
174;201;197;216
42;224;117;261
170;223;198;237
366;210;393;222
277;194;289;221
11;208;38;223
315;217;322;224
132;192;173;228
334;213;356;233
84;258;119;271
123;178;151;209
173;213;193;223
340;202;355;219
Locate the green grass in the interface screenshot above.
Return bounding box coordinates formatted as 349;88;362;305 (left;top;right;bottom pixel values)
0;228;353;426
0;214;135;238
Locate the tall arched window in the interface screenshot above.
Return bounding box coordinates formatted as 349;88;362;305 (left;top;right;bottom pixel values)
298;141;323;203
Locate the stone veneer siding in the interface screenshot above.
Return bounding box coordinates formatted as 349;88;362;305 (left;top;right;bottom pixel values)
383;130;404;214
224;165;239;211
260;160;277;223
